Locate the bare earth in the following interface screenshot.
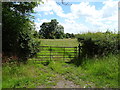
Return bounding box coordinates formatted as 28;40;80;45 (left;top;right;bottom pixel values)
37;74;81;88
52;75;81;88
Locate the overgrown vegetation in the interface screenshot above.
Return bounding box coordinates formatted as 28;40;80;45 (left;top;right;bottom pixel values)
2;2;40;62
47;54;118;88
3;38;119;88
2;53;118;88
2;61;57;88
2;2;119;88
77;32;118;59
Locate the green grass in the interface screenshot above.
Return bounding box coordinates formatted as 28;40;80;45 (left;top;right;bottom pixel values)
38;39;119;88
2;39;119;88
42;54;118;88
69;54;119;88
39;39;78;46
2;61;57;88
37;39;78;61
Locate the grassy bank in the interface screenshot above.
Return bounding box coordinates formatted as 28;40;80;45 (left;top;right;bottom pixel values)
2;61;57;88
2;54;118;88
2;39;119;88
67;54;118;88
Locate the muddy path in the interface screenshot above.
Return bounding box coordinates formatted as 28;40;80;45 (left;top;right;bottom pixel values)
37;74;81;88
52;75;81;88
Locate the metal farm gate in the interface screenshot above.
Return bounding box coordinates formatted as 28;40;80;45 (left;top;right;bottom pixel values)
34;45;80;61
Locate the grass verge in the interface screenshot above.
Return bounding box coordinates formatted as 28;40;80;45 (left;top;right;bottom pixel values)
2;61;56;88
2;54;118;88
47;54;119;88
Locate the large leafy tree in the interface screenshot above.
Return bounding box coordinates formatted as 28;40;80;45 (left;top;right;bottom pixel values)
55;25;64;39
39;19;64;39
2;2;40;62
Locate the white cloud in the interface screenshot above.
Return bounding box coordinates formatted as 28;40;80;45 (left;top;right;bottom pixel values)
44;12;48;15
34;0;118;33
85;0;118;32
34;0;64;15
101;0;118;18
65;19;76;23
41;19;50;22
44;11;54;15
49;11;54;15
34;22;40;32
71;2;100;18
60;20;89;34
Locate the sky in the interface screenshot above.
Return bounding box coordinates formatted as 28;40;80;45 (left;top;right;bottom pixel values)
32;0;119;34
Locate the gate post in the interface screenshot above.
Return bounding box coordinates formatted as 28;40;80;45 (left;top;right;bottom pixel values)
50;46;51;61
78;44;81;58
63;47;65;61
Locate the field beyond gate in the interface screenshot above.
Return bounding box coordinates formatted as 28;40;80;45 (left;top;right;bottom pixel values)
36;46;78;61
34;39;79;61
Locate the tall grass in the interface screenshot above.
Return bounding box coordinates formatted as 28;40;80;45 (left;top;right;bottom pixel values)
47;54;118;88
80;54;118;88
2;61;56;88
2;39;119;88
3;53;118;88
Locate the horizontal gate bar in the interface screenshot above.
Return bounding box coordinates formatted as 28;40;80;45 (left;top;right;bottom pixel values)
37;55;75;56
31;58;73;61
50;52;75;53
39;46;77;48
36;57;75;58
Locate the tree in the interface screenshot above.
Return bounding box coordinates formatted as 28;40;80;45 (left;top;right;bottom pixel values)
39;19;64;39
2;2;40;63
55;25;64;39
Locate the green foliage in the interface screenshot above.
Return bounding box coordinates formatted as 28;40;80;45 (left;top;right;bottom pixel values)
55;30;64;39
80;54;119;88
3;54;118;88
2;39;119;88
18;32;40;61
39;19;64;39
2;2;40;62
36;39;118;88
49;54;118;88
65;33;75;39
33;30;39;38
77;32;118;58
2;61;56;88
39;19;76;39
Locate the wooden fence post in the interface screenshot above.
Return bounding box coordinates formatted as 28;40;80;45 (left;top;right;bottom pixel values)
74;47;76;58
75;47;77;58
50;46;51;61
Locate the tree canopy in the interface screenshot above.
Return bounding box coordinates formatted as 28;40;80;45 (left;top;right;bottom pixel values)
39;19;64;39
2;2;40;62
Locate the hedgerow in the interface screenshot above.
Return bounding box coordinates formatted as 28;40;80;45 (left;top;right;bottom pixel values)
77;32;119;58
